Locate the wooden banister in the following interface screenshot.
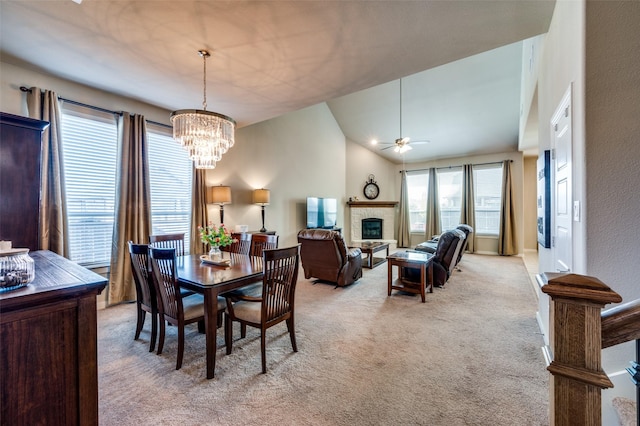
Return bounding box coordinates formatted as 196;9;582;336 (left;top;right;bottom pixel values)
601;299;640;349
540;272;623;426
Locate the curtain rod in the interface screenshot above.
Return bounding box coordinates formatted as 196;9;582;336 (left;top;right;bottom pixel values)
19;86;172;129
399;160;512;173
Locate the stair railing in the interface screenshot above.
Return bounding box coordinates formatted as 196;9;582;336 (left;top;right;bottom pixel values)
602;299;640;426
540;272;623;425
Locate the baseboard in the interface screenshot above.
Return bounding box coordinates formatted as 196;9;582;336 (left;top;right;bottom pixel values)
541;344;552;366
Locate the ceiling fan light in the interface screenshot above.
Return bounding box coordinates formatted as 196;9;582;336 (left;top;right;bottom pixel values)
399;144;412;154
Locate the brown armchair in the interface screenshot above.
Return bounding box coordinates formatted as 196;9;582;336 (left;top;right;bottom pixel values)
297;229;362;287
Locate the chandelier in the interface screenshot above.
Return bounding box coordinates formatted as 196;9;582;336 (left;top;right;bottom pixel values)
170;50;236;169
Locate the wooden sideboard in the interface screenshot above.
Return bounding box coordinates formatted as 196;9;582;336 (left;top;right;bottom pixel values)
0;112;49;252
0;250;107;425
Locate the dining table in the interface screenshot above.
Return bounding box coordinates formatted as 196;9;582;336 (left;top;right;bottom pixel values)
176;252;264;379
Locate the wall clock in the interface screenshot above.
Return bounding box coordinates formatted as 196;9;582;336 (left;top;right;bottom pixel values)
363;174;380;200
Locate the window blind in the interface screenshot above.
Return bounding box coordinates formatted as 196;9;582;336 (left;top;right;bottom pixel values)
147;124;193;252
60;103;118;267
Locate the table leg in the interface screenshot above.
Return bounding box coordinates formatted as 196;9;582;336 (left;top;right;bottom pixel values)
203;289;219;379
428;261;434;293
387;259;393;296
420;263;426;303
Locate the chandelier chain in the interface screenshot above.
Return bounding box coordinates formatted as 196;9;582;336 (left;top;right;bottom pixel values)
199;50;210;111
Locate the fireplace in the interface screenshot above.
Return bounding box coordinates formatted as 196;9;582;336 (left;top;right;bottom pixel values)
362;218;383;240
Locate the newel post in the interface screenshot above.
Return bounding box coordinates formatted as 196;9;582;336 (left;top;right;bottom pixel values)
541;273;622;426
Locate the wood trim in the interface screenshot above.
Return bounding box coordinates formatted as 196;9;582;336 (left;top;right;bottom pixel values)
347;201;398;208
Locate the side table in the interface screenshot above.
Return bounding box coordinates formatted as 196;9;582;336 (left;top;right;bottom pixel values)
387;251;434;303
349;241;389;269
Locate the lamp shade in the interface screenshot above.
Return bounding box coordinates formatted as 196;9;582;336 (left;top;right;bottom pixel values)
208;185;231;205
253;188;270;205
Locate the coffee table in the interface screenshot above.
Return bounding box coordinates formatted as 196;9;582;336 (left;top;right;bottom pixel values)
387;251;434;303
349;241;389;269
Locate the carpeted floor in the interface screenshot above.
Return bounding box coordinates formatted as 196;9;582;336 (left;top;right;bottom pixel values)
97;253;548;425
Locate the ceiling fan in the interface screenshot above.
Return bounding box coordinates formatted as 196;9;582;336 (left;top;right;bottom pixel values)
371;78;430;154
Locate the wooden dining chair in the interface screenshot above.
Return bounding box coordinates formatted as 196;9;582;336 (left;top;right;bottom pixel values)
149;233;186;256
224;244;300;373
149;247;226;370
227;232;252;255
128;242;159;352
249;233;279;257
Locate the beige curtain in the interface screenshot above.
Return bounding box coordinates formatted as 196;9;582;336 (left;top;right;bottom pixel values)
498;160;517;255
425;168;440;239
26;87;69;257
397;171;411;247
190;167;209;255
459;164;475;253
108;113;151;304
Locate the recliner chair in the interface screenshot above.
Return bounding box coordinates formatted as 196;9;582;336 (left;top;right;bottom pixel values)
297;229;363;287
453;224;474;266
408;228;465;287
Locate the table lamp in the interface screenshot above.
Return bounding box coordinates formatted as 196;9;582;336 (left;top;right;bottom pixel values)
253;188;270;232
208;185;231;224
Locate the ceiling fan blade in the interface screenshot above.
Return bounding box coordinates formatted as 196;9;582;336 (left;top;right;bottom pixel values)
380;145;396;151
409;139;430;145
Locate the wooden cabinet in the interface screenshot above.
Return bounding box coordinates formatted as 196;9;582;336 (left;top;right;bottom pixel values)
0;112;49;251
0;251;107;425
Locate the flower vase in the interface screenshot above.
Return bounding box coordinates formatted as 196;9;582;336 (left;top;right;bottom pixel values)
208;245;222;261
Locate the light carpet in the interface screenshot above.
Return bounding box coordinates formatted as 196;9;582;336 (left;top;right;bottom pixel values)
97;253;548;425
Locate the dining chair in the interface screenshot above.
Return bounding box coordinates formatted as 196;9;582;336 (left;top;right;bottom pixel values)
149;247;226;370
149;233;186;256
249;234;279;257
224;244;300;374
128;242;158;352
227;232;252;255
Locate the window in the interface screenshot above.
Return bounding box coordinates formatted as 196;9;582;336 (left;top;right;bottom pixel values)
60;103;118;267
473;165;503;235
147;124;193;250
60;104;193;267
437;168;463;231
406;172;429;232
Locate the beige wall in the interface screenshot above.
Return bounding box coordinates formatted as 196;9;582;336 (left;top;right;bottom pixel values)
537;0;586;274
205;103;347;249
0;61;171;125
389;152;525;254
536;1;640;419
523;156;538;250
344;140;397;244
584;0;640;303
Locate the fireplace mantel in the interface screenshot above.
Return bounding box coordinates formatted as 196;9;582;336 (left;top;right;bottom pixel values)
347;201;398;208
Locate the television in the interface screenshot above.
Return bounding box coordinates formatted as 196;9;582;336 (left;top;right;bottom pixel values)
306;197;338;229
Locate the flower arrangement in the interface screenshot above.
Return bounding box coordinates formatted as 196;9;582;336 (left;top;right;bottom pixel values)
198;223;236;248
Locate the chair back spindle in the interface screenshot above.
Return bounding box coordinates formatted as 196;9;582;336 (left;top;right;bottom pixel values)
228;232;252;255
150;233;186;256
250;234;279;257
149;247;181;320
129;242;155;308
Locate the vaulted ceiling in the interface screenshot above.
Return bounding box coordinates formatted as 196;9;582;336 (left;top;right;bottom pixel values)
0;1;555;163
